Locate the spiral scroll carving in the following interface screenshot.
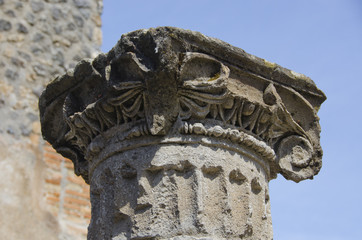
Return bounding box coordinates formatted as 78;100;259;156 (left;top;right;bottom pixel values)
40;28;324;183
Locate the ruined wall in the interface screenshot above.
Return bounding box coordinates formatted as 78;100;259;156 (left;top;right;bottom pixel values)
43;142;91;239
0;0;102;239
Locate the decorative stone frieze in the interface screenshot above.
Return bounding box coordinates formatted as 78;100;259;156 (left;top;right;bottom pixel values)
40;27;326;239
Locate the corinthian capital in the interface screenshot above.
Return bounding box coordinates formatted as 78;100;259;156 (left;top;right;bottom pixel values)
40;27;325;184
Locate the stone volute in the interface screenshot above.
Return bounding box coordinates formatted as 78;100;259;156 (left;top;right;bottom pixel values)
39;27;326;240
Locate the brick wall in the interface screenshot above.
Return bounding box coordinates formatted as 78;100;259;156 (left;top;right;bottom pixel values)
0;1;102;239
44;142;91;239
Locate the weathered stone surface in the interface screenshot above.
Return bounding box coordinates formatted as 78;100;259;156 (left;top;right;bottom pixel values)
0;0;102;239
40;27;326;239
0;0;102;138
0;19;11;31
88;144;271;239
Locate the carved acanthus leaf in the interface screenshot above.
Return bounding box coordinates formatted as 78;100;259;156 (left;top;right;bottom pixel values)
40;29;324;184
177;53;318;181
64;82;145;151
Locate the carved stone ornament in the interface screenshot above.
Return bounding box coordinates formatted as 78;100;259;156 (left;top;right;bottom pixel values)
39;27;325;239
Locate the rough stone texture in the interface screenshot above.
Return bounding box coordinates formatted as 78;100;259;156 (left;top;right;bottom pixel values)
43;142;92;239
40;27;326;239
88;144;271;239
0;1;102;239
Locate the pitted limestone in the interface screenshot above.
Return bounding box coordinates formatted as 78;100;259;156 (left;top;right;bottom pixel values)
40;27;326;239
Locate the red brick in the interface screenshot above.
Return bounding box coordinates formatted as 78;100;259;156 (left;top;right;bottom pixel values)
66;189;90;200
44;158;61;170
43;141;91;237
64;196;90;206
67;175;86;185
45;177;61;185
63;202;81;211
83;212;91;219
44;151;63;160
46;195;59;204
67;224;88;235
48;192;60;198
64;161;74;169
44;145;58;153
64;209;81;218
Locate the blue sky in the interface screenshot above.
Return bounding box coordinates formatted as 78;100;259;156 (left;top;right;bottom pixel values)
101;1;362;239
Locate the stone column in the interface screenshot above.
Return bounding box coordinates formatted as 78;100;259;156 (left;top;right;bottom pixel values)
39;27;326;240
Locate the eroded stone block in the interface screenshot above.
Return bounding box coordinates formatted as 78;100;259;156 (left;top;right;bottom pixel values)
39;27;326;239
